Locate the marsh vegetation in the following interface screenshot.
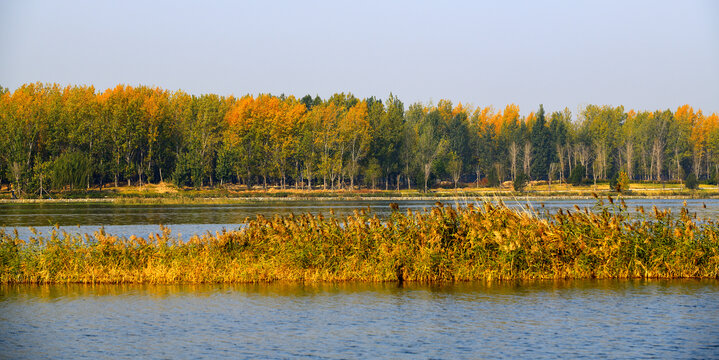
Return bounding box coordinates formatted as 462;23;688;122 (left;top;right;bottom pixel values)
1;198;717;284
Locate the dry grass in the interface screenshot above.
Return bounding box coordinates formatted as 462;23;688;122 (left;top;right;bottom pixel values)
1;198;718;284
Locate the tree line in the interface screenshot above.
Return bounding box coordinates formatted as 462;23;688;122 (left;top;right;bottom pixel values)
1;82;718;196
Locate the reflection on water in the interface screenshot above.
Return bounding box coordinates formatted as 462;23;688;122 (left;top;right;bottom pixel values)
3;198;719;240
2;280;719;359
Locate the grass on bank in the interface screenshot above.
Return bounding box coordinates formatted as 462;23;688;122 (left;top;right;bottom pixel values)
3;180;719;204
1;197;718;284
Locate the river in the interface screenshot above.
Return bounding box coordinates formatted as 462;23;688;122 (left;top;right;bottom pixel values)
2;199;719;358
1;280;718;359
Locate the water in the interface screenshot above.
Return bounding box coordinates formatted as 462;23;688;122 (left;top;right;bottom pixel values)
1;280;718;359
3;201;719;358
2;198;719;240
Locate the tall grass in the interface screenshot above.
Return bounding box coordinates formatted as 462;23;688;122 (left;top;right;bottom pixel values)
1;198;718;284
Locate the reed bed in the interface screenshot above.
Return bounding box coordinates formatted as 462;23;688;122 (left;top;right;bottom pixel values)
1;198;718;284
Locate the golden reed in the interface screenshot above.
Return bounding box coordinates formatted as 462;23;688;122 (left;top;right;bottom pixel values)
2;198;718;284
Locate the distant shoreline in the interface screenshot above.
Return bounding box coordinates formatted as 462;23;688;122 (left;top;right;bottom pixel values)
2;192;719;205
3;181;719;205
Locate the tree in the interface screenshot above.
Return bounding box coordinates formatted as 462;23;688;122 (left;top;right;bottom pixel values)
523;142;532;179
509;141;519;181
3;81;718;197
52;151;92;190
530;104;552;179
399;111;419;190
549;108;571;182
618;171;630;192
445;106;472;183
416;109;447;192
364;158;381;189
487;165;500;187
569;164;585;186
368;94;403;190
342;101;370;189
310;102;343;190
548;162;558;192
191;94;229;187
0;83;57;196
685;173;698;190
671;105;695;181
513;172;528;192
470;113;495;187
215;142;236;186
447;151;462;188
582;104;625;180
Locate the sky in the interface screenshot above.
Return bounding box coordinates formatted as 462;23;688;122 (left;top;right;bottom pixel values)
1;0;718;116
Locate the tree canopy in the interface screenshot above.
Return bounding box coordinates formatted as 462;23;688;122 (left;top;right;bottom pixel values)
1;82;717;196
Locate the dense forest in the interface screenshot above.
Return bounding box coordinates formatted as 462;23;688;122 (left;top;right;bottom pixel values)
1;82;718;195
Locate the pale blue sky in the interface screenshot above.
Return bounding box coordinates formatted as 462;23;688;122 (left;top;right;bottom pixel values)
1;0;717;115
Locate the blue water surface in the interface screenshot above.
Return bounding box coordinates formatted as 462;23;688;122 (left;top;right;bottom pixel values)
1;280;718;359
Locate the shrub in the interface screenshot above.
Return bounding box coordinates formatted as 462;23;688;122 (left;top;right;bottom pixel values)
685;173;698;190
568;164;585;186
618;171;630;192
513;172;528;192
610;171;630;192
487;167;500;187
609;173;619;191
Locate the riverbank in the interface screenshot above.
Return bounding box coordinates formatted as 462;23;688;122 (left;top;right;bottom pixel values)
2;199;717;284
2;181;719;204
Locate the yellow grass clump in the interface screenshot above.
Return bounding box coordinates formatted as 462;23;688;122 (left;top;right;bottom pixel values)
1;199;718;284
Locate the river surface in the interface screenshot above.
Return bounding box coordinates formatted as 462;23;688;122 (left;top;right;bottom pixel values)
1;280;718;359
3;202;719;358
2;198;719;240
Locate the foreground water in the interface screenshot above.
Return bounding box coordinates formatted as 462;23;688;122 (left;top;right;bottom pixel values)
1;280;718;359
2;198;719;240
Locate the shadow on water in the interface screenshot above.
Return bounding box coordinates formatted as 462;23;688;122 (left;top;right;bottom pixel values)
2;278;718;300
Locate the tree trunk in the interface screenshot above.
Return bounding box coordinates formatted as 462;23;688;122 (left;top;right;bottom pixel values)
137;165;143;187
424;163;431;192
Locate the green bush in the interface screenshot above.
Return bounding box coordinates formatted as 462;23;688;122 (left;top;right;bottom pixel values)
609;173;619;191
487;167;500;187
618;171;630;192
685;173;698;190
568;164;585;186
513;172;528;192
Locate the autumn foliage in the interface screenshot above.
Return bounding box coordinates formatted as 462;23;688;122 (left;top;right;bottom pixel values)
0;82;718;196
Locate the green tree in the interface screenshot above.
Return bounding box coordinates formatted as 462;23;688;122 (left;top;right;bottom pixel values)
684;173;698;190
368;94;403;189
215;142;236;186
364;158;381;189
513;172;528;192
447;151;462;188
416;109;447;192
569;164;585;186
531;104;552;179
487;165;500;187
